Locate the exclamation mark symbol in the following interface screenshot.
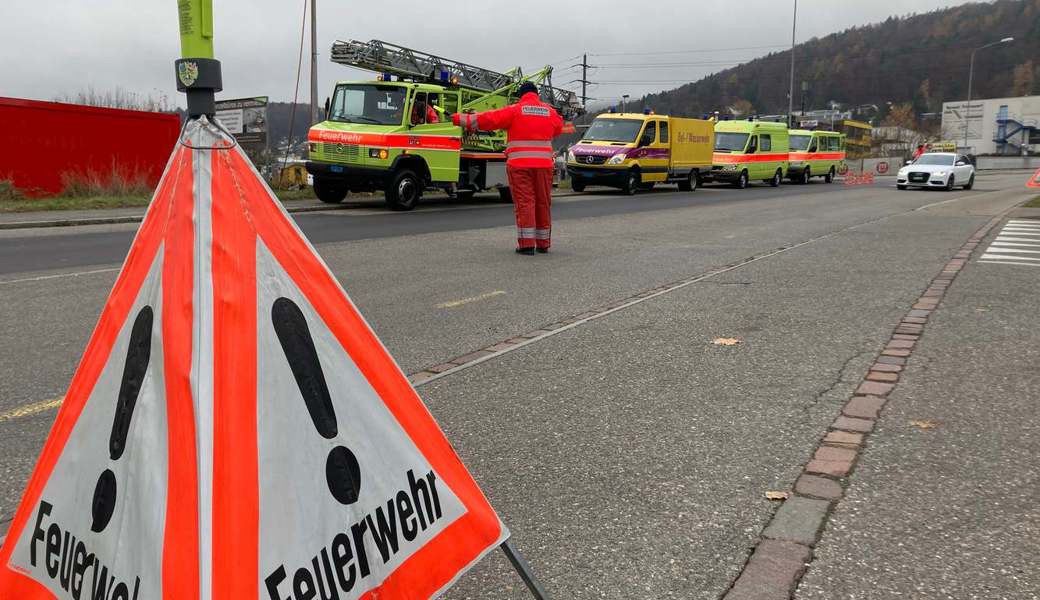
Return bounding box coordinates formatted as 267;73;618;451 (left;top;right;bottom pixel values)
272;297;362;505
91;306;153;533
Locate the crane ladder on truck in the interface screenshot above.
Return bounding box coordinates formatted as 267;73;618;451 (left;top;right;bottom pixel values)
330;39;583;120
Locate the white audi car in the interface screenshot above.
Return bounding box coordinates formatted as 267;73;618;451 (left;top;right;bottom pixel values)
896;152;975;191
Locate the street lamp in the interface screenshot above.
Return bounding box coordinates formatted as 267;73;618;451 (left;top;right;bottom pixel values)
787;0;798;127
964;37;1014;152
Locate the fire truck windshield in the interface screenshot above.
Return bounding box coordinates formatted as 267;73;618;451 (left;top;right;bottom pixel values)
330;84;407;125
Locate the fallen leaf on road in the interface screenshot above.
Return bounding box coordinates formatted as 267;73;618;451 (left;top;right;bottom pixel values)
712;337;743;346
910;419;939;430
765;491;789;501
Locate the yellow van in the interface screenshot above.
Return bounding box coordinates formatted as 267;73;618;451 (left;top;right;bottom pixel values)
566;112;714;195
787;130;845;184
707;120;790;188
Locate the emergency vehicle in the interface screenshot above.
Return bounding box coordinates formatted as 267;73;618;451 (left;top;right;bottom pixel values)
566;112;715;195
306;40;582;210
787;129;845;184
706;120;790;188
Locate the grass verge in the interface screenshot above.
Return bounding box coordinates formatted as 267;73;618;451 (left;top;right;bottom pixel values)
1022;196;1040;208
0;188;320;213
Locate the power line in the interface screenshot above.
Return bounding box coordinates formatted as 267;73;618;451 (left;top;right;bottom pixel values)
282;0;308;174
589;44;789;57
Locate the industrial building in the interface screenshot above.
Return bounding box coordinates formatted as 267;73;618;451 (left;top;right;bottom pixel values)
941;95;1040;155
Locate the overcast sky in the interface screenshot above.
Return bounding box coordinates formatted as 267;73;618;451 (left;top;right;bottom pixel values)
1;0;973;108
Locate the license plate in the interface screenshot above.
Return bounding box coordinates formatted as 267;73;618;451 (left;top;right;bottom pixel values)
330;165;344;173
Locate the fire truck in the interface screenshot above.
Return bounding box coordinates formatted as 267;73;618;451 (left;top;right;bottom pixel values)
306;40;583;210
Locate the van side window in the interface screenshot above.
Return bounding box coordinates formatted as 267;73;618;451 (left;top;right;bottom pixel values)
747;135;758;153
659;121;669;143
760;134;772;152
640;121;657;146
808;138;818;153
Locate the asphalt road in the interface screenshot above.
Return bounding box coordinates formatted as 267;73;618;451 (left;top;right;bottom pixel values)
0;173;1034;598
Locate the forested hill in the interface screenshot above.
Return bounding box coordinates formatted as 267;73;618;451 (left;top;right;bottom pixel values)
627;0;1040;119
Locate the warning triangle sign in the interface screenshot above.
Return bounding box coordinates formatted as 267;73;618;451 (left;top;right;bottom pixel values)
1028;167;1040;189
0;118;507;600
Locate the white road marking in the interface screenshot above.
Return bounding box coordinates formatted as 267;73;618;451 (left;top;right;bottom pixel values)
978;260;1040;268
984;246;1040;254
437;290;507;309
0;267;121;286
980;253;1040;262
995;236;1040;243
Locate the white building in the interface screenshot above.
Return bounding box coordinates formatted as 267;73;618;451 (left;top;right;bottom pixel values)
941;95;1040;155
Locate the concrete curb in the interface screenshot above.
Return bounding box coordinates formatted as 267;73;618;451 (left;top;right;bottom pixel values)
720;206;1017;600
0;202;357;231
0;192;585;231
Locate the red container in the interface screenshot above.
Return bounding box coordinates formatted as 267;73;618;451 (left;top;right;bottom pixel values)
0;97;181;196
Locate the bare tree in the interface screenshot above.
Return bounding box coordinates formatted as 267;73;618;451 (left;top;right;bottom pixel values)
53;86;176;113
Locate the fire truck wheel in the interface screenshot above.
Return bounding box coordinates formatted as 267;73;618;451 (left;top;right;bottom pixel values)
769;169;782;187
825;167;835;183
734;170;749;189
570;179;586;192
800;167;811;184
497;187;513;203
313;178;347;204
385;169;422;211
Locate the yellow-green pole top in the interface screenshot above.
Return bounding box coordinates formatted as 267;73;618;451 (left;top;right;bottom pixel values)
177;0;214;59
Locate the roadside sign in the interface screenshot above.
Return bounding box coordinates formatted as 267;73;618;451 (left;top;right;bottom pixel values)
215;96;269;149
0;118;508;600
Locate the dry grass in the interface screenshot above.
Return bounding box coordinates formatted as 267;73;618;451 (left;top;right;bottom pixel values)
59;163;153;198
1023;196;1040;208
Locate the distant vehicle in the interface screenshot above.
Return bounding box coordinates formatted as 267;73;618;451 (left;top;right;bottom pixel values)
705;120;790;188
566;112;714;195
787;129;845;184
896;152;975;191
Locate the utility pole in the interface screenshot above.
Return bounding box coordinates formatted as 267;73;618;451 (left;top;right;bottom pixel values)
310;0;319;124
788;0;798;128
581;53;589;107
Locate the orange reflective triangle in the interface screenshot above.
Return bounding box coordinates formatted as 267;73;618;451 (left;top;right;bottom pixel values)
1;118;506;600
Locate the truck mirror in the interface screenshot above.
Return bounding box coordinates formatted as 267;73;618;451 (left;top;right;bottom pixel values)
324;97;330;119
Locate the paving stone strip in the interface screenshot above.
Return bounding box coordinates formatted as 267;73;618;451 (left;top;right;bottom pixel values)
720;210;1013;600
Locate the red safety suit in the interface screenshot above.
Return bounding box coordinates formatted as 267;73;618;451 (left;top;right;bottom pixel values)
454;92;563;249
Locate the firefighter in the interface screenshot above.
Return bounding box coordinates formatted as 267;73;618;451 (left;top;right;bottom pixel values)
453;81;563;255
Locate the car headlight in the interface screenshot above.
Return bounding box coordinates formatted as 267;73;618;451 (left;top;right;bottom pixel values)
567;150;575;162
606;153;627;165
898;169;908;176
724;164;737;171
934;171;947;177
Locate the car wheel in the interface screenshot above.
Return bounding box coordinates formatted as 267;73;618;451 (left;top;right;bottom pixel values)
824;167;835;183
622;171;640;196
571;179;586;192
678;170;698;192
800;168;810;185
385;168;422;210
769;169;782;187
945;175;955;192
734;170;749;189
313;177;348;204
963;174;974;190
